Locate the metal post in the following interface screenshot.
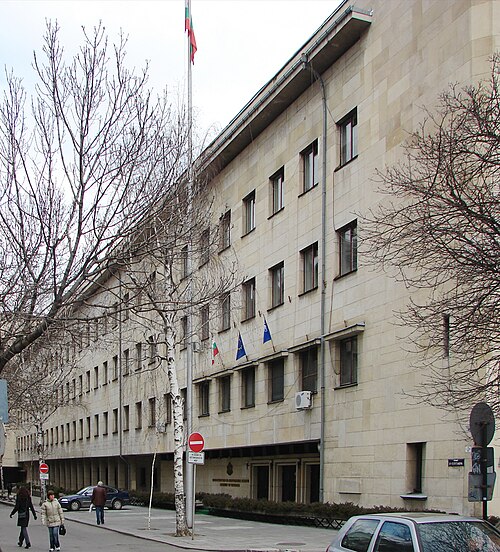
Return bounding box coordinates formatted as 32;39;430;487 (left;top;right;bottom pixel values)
482;424;488;520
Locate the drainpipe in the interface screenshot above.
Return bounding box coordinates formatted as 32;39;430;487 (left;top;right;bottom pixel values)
301;54;328;503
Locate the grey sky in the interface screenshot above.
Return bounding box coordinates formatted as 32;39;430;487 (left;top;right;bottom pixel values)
1;0;340;137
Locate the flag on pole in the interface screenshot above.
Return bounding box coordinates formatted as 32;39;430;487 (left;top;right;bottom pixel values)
211;341;219;365
185;1;197;63
236;332;247;360
263;318;272;343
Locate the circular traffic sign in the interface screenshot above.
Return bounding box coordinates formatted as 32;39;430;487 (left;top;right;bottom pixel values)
470;402;495;446
39;462;49;474
188;432;205;453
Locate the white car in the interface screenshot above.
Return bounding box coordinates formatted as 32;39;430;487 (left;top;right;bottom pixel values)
326;512;500;552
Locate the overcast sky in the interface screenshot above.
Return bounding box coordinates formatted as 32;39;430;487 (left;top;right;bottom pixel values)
0;0;341;139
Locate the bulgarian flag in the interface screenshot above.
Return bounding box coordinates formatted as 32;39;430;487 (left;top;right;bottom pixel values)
211;341;219;365
185;1;197;64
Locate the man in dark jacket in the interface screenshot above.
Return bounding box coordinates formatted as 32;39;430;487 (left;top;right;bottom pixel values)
91;481;107;525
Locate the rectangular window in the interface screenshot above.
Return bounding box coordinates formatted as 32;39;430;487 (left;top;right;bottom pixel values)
148;335;157;363
164;393;172;425
301;242;318;293
269;358;284;402
340;336;358;386
270;262;284;308
85;417;90;439
94;414;99;437
72;420;77;441
93;366;99;389
123;348;130;376
103;411;109;435
407;442;425;493
199;381;210;416
443;314;450;358
123;292;130;321
220;293;231;331
339;109;358;165
103;361;108;385
79;419;84;440
300;348;318;392
66;422;70;442
270;167;284;214
123;405;130;432
181;388;187;420
200;305;209;341
79;374;83;396
220;210;231;250
242;366;255;408
243;190;256;235
135;401;142;429
148;397;156;427
242;278;256;320
339;221;357;275
200;227;210;266
112;355;118;380
219;375;231;412
181;316;188;350
181;245;189;279
135;342;142;371
112;408;118;434
301;140;319;192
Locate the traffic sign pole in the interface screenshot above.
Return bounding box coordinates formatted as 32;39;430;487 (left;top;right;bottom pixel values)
187;433;205;539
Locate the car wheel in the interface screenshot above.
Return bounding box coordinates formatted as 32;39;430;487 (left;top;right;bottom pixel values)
70;501;81;511
112;499;123;510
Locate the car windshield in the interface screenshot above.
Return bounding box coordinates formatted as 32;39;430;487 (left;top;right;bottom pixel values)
418;521;500;552
77;487;92;495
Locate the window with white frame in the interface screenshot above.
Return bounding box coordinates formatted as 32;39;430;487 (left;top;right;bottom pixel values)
270;167;284;214
300;347;318;392
340;336;358;386
270;262;284;308
338;221;357;276
301;242;318;293
269;358;284;402
339;108;358;166
243;190;256;235
220;210;231;250
242;278;256;320
301;140;319;192
220;293;231;331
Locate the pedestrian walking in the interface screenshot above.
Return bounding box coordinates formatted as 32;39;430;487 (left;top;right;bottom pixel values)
90;481;107;525
7;482;13;499
10;486;37;549
41;490;65;552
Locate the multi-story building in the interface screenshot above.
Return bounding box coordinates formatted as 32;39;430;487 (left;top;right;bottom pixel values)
14;0;500;515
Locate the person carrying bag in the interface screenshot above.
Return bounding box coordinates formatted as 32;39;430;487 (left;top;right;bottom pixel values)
10;486;37;549
41;490;65;552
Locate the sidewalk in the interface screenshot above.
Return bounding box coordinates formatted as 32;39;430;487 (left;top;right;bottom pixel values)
1;498;337;552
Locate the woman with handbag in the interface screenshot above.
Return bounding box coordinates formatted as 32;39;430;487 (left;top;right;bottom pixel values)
41;490;65;552
10;486;37;549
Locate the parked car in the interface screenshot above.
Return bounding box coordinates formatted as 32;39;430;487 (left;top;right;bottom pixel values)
59;485;130;511
326;512;500;552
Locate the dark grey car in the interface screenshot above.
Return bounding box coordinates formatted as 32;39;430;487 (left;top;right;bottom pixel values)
59;485;130;511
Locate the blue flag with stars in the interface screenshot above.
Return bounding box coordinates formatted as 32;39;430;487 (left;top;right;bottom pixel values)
263;318;272;343
236;332;247;360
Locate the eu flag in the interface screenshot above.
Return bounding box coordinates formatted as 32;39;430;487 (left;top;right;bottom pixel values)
236;332;247;360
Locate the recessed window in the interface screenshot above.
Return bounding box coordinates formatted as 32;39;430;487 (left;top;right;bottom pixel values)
93;366;99;389
112;408;118;434
340;336;358;386
220;210;231;250
148;336;157;363
200;305;209;341
219;375;231;412
339;109;358;165
270;262;284;308
301;140;319;192
103;361;108;385
103;412;108;436
123;405;129;432
242;278;256;320
243;190;256;235
300;348;318;392
123;349;130;376
220;293;231;331
112;355;118;380
181;317;188;350
338;221;357;276
181;245;189;279
164;393;172;425
269;358;284;402
94;414;99;437
200;227;210;266
135;342;142;371
407;442;425;494
135;401;142;429
148;397;156;427
270;167;284;214
242;366;255;408
199;381;210;416
301;242;318;293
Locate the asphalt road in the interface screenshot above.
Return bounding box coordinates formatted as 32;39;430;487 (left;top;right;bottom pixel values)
0;503;206;552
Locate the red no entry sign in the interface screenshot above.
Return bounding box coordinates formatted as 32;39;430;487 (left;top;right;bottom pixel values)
188;432;205;453
39;462;49;474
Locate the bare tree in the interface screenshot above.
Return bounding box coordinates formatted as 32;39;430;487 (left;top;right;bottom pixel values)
0;21;187;374
362;56;500;417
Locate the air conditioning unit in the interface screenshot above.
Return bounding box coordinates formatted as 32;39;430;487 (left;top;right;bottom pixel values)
295;391;312;410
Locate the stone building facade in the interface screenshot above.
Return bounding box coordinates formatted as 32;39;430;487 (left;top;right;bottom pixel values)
14;0;500;515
